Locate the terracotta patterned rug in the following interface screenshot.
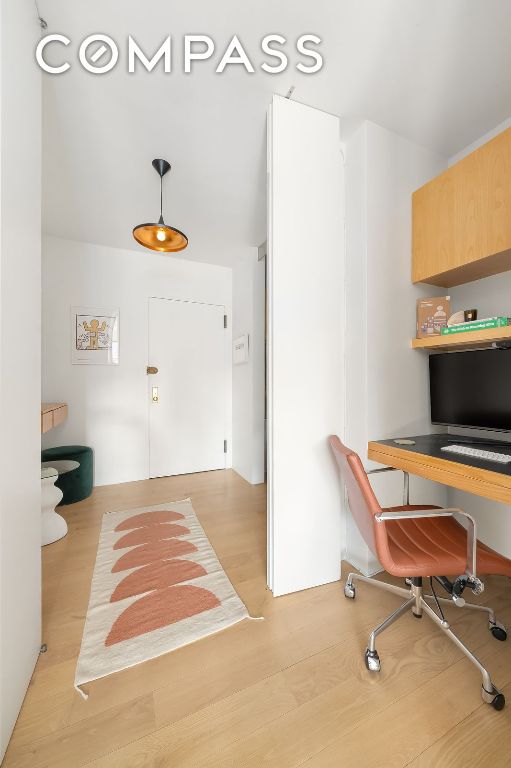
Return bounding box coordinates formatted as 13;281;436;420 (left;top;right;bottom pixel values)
75;499;252;697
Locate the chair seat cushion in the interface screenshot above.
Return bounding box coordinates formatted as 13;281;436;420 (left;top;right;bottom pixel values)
380;505;511;578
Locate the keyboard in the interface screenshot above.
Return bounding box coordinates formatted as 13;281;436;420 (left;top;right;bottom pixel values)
441;444;511;464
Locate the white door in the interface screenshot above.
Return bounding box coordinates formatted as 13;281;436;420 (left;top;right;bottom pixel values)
267;95;345;596
148;298;227;478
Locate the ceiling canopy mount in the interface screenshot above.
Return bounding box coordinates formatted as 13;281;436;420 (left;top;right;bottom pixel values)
152;158;171;177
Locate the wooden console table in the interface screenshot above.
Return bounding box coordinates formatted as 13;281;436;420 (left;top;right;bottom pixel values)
41;403;68;434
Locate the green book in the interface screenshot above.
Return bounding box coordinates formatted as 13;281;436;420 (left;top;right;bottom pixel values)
441;317;510;335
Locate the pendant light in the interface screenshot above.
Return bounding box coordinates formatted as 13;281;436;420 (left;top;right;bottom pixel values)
133;159;188;252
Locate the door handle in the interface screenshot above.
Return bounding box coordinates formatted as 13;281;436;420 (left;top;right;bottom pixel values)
152;386;159;403
147;366;158;375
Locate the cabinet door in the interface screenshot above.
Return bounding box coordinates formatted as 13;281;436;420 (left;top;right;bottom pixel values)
412;170;455;284
483;128;511;259
413;127;511;287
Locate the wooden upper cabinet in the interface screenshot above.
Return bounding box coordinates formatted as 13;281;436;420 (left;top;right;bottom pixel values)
412;127;511;287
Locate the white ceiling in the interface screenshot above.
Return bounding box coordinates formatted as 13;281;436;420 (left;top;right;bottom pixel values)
41;0;511;266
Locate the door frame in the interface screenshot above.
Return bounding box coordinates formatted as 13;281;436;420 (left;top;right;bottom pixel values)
147;296;232;477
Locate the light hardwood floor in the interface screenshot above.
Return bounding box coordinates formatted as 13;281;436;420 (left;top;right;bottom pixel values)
3;469;511;767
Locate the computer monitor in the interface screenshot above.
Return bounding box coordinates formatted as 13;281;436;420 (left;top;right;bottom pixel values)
429;348;511;431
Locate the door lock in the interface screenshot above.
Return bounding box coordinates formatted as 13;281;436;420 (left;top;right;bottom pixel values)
147;366;158;375
152;386;159;403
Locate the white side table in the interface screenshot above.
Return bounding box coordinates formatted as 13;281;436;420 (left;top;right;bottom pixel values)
40;460;79;546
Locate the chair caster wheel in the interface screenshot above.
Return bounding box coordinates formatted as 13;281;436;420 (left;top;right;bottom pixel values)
492;693;506;710
365;649;381;672
490;623;507;642
344;583;355;599
482;686;506;710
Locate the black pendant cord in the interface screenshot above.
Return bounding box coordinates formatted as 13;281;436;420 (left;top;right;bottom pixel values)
159;174;164;226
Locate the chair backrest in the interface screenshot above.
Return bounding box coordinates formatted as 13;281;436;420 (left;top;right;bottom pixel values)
329;435;383;558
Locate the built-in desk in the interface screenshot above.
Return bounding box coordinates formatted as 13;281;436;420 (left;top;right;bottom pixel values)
368;434;511;506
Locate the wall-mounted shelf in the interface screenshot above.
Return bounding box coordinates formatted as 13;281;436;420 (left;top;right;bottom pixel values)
412;326;511;352
41;402;68;434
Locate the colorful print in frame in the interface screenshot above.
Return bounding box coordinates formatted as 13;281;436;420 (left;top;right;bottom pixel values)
72;306;120;365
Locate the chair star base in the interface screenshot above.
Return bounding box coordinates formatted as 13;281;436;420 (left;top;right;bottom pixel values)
345;571;507;711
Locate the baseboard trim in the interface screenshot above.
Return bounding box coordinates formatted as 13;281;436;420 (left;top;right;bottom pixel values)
343;554;383;578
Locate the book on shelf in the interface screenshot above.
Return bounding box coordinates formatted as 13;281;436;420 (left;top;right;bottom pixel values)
441;317;511;335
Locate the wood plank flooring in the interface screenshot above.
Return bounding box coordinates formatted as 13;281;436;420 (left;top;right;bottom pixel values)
3;469;511;767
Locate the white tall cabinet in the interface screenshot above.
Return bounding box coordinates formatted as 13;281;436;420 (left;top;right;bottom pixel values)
267;95;345;597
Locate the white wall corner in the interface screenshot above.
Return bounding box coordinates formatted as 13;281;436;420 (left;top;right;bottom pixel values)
343;119;449;576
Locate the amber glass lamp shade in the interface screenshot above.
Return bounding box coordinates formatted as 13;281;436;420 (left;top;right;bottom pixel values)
133;220;188;253
133;158;188;253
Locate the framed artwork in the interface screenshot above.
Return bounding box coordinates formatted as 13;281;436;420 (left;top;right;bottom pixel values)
233;334;249;365
71;306;120;365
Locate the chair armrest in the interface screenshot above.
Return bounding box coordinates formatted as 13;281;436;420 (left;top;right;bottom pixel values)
375;507;460;521
375;506;479;584
367;467;410;505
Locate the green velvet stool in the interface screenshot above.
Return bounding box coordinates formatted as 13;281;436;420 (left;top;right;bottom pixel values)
41;445;93;506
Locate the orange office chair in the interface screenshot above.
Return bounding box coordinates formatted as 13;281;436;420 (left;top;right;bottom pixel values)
329;435;511;711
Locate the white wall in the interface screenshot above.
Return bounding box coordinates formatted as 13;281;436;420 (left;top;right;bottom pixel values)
0;1;42;759
344;120;449;575
448;115;511;166
444;119;511;557
231;250;265;484
42;236;233;486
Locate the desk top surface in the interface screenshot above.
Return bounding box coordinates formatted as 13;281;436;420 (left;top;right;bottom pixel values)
372;433;511;479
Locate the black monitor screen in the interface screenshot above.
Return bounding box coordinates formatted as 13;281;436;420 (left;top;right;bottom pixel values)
429;349;511;431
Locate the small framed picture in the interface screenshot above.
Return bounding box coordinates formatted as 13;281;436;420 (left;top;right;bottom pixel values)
71;306;120;365
233;334;249;365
